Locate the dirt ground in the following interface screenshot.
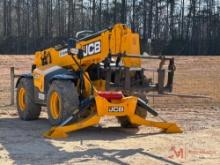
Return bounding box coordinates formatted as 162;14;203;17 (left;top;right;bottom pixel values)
0;55;219;165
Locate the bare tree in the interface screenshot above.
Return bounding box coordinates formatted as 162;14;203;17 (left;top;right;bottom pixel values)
0;0;220;55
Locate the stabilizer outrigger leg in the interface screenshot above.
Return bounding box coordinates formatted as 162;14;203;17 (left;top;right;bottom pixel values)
43;95;182;139
43;113;101;139
129;114;182;133
135;98;182;133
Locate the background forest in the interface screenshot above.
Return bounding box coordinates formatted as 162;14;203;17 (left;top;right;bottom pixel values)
0;0;220;55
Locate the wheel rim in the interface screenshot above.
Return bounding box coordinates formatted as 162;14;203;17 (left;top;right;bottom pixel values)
18;87;26;111
50;91;61;119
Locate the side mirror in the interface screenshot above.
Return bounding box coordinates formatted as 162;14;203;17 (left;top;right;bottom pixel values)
67;38;76;53
77;49;84;59
67;38;84;59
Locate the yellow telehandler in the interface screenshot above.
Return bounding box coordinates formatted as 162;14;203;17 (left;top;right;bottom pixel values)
16;24;182;139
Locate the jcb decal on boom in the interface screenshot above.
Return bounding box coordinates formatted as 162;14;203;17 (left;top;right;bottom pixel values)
83;41;101;56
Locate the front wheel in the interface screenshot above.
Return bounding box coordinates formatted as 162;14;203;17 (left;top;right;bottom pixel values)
47;80;79;126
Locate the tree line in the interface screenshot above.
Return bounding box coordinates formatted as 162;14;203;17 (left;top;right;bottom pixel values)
0;0;220;55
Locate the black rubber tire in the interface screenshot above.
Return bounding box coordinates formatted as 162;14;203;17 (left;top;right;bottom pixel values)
16;78;41;120
47;80;79;126
118;93;148;128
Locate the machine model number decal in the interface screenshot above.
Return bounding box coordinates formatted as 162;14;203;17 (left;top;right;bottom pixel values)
83;41;101;56
108;106;124;112
59;48;68;57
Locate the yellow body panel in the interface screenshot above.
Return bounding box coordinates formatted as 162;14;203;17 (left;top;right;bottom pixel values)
83;72;93;97
34;31;110;71
76;31;110;67
95;96;137;116
33;65;63;92
92;80;106;91
34;49;74;68
33;24;141;71
121;33;141;67
32;67;45;92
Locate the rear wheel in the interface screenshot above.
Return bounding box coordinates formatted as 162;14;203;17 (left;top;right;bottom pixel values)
16;78;41;120
47;80;79;126
117;106;147;128
117;95;148;128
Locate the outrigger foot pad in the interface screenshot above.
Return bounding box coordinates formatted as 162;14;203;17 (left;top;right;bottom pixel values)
163;123;183;133
43;127;68;139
